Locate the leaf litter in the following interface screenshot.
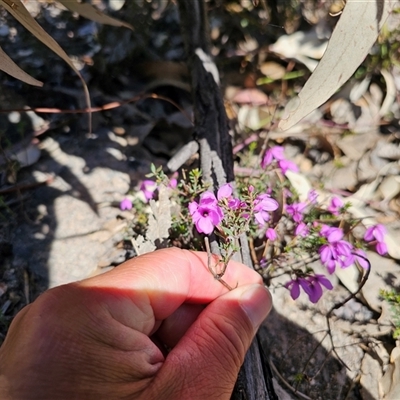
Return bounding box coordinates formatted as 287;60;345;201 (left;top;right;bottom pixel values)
1;1;400;398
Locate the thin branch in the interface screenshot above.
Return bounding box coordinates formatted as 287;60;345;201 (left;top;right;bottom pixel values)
325;253;371;369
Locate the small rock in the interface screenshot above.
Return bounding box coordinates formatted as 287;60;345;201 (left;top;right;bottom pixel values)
360;352;382;399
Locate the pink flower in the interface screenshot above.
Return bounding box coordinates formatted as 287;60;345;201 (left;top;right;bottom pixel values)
261;146;285;168
120;197;132;211
254;194;279;225
278;159;298;175
140;180;157;202
286;202;307;223
323;227;344;243
319;227;354;273
216;183;243;209
229;198;245;210
189;192;223;234
169;178;178;189
266;228;277;241
364;224;388;256
217;183;233;200
327;197;344;216
295;222;309;237
376;242;388;256
261;146;298;175
364;224;386;243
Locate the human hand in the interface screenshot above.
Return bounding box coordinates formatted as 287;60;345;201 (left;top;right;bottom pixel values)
0;248;272;399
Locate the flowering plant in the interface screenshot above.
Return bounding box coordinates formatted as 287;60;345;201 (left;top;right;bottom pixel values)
124;146;387;304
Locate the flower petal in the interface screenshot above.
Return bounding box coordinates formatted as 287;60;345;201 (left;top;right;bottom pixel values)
315;275;333;290
266;228;277;241
278;159;298;174
288;280;300;300
376;241;388;256
196;217;214;234
326;228;344;243
200;191;217;204
364;226;375;242
308;281;323;303
374;224;386;242
120;198;132;211
271;146;285;160
319;245;332;264
188;201;199;216
217;183;233;200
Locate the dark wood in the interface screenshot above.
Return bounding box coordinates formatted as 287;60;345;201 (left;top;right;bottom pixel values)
176;1;277;399
177;0;233;188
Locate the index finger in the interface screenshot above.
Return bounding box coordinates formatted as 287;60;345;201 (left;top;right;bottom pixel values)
80;248;262;321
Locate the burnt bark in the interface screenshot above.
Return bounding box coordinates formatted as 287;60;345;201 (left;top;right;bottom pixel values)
177;0;233;188
177;1;278;399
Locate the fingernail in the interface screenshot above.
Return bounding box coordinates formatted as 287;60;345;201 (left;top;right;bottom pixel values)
239;284;272;330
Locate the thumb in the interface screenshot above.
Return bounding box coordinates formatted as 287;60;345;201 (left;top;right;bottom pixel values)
148;284;272;400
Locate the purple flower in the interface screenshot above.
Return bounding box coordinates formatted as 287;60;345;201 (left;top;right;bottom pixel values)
120;197;132;211
140;180;157;202
327;197;344;216
364;224;386;243
266;228;277;241
295;222;309;237
278;159;299;175
189;191;223;234
285;278;303;300
254;194;279;225
285;275;333;303
261;146;285;168
304;275;334;303
217;183;233;200
286;202;307;223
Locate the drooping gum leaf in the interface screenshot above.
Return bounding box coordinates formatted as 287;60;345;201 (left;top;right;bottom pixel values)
0;0;91;129
57;0;133;31
0;46;43;86
279;0;395;131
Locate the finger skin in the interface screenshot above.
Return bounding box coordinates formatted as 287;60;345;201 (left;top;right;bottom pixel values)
146;283;272;400
0;248;270;400
79;248;263;324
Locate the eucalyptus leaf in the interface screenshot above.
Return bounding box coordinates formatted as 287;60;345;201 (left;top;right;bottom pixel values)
279;0;395;131
0;0;90;126
0;45;42;86
57;0;133;30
